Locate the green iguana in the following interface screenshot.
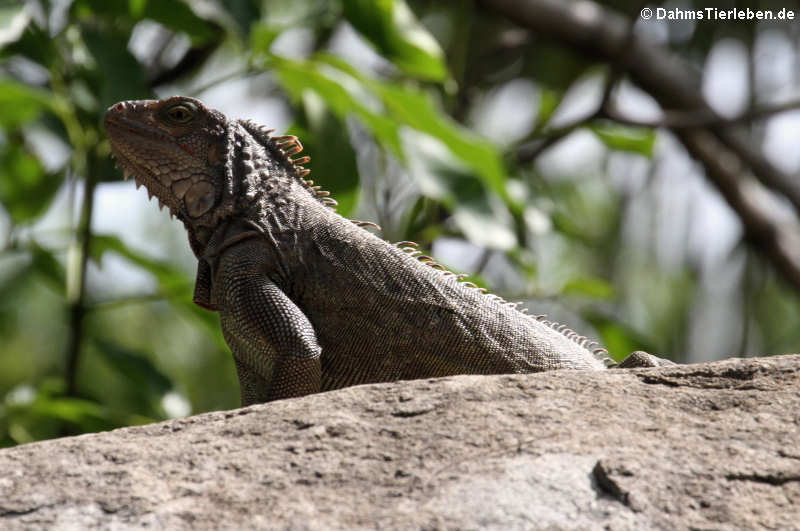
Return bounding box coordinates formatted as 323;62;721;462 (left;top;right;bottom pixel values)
104;96;671;406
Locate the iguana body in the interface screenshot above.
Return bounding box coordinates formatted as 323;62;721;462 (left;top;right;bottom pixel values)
104;96;669;405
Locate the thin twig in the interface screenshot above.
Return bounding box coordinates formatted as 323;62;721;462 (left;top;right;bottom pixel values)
516;1;642;164
516;116;595;163
188;68;253;97
602;99;800;129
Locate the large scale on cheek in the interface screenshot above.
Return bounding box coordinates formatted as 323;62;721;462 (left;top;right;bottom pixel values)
171;179;192;199
184;181;216;218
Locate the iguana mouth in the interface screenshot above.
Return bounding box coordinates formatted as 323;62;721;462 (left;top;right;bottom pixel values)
106;140;179;219
105;110;184;218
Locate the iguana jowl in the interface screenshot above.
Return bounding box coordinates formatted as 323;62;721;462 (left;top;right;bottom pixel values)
104;96;668;406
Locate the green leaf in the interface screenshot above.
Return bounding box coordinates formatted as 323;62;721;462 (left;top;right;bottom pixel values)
547;179;621;244
590;122;655;157
526;44;591;93
0;81;52;128
403;129;515;249
375;82;511;204
140;0;219;45
271;54;518;246
28;243;66;293
71;0;128;17
0;142;62;223
90;234;227;349
250;22;280;55
562;276;615;299
287;92;360;215
82;28;150;109
93;339;172;401
535;88;560;130
91;234;191;293
310;54;515;208
316;54;514;206
260;0;333;27
28;396;107;426
341;0;447;81
0;245;64;313
225;0;263;36
72;0;218;45
0;3;30;47
272;55;402;154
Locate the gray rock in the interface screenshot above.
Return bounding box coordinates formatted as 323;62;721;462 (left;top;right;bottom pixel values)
1;355;799;530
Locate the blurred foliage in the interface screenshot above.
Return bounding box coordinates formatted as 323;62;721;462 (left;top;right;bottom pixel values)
1;0;799;446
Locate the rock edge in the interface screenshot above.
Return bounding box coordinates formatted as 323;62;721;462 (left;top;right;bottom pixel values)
1;355;799;530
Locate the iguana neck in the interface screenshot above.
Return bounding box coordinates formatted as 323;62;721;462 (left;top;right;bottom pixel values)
186;121;317;259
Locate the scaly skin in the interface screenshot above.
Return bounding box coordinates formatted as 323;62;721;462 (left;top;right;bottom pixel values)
104;96;670;405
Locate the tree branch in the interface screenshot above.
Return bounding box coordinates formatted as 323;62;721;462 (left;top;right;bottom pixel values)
603;99;800;129
482;0;800;291
65;166;96;398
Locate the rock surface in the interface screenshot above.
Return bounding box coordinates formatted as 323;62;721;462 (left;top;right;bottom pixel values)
1;355;799;530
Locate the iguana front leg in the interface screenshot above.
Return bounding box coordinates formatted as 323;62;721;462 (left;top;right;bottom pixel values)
215;243;322;405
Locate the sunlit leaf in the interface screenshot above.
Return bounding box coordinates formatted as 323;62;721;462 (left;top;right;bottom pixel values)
403;129;515;249
261;0;333;27
375;82;510;203
271;54;518;246
271;55;402;153
250;22;279;55
285;54;513;210
589;122;655;157
341;0;447;81
316;54;514;206
535;88;560;129
562;276;615;299
0;3;30;47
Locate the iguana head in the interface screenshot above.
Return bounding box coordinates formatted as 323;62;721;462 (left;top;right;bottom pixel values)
104;96;230;225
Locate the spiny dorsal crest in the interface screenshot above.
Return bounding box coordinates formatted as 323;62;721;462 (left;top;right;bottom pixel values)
237;119;608;363
393;239;610;363
238;120;337;210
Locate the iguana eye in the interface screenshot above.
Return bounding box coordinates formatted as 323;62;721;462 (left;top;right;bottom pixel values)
165;103;195;124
